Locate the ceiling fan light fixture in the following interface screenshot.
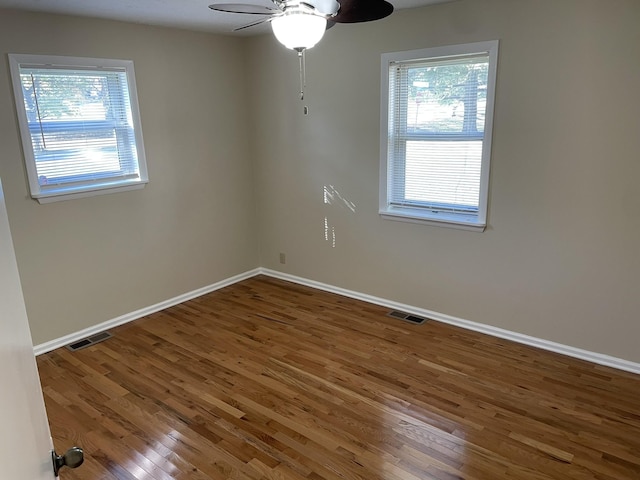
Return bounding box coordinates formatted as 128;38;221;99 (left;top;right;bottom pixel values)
271;11;327;50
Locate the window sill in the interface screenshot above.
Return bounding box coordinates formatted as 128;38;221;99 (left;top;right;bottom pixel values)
33;180;147;204
379;208;486;232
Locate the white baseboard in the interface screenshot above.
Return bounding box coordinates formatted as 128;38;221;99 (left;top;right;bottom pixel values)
33;268;261;356
259;268;640;375
35;266;640;375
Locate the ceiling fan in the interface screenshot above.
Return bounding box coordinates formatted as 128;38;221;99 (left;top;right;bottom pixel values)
208;0;394;51
209;0;393;104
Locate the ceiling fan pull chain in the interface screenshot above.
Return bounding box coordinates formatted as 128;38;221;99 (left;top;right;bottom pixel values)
297;48;306;101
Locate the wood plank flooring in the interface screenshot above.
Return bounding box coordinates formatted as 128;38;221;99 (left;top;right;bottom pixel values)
37;275;640;479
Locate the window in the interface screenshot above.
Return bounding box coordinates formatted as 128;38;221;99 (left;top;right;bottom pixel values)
380;41;498;231
8;54;148;203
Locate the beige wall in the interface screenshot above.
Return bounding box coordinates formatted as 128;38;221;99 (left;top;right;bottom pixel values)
251;0;640;363
0;10;258;345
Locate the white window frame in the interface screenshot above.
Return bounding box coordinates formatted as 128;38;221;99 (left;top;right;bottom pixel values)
8;54;148;204
379;41;499;231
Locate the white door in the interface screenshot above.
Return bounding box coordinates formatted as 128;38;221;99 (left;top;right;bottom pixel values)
0;178;56;479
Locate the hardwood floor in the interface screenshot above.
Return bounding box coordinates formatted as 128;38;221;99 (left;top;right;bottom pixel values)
37;275;640;479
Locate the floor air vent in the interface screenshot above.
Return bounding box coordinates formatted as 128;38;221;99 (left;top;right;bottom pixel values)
387;310;428;325
66;331;113;351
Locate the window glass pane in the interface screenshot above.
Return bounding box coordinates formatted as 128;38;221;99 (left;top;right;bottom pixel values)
406;58;488;135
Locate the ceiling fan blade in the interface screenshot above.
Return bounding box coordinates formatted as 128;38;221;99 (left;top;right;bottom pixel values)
233;17;275;31
331;0;393;23
208;3;279;15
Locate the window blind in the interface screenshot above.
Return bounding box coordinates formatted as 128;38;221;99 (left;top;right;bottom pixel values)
18;66;139;189
387;54;490;216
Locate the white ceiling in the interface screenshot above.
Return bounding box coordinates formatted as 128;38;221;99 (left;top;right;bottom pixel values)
0;0;455;36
